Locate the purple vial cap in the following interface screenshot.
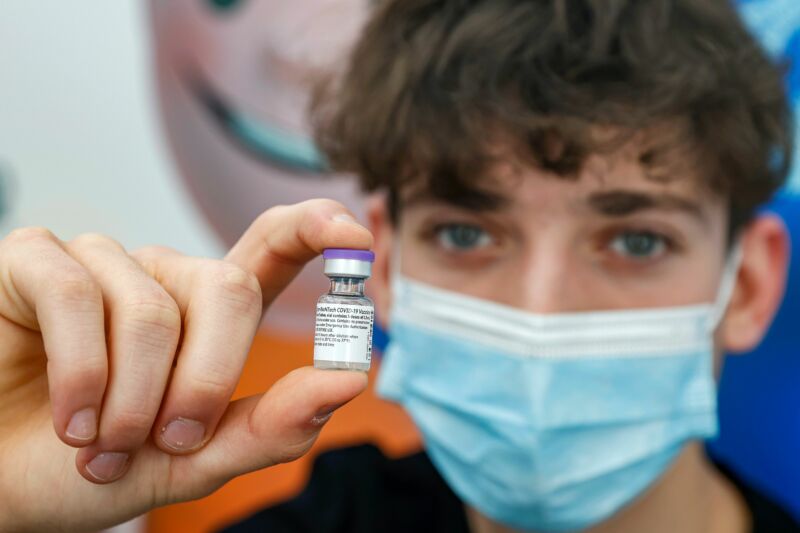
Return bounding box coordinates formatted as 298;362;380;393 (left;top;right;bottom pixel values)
322;248;375;262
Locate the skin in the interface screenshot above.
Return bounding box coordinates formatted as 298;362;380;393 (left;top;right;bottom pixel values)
0;147;788;532
0;199;372;532
366;148;789;533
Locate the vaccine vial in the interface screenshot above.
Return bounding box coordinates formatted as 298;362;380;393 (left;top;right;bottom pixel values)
314;248;375;371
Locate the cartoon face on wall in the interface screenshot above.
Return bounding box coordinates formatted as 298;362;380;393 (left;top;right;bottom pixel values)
149;0;371;332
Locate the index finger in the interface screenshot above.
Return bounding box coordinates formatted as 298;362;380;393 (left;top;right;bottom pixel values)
224;199;373;308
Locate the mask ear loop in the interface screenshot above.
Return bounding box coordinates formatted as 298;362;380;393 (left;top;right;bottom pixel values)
708;239;744;330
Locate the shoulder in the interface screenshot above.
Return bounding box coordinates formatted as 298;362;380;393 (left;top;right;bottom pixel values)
218;444;469;533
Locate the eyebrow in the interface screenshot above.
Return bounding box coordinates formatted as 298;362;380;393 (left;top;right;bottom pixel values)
401;188;510;212
402;186;708;225
587;190;707;223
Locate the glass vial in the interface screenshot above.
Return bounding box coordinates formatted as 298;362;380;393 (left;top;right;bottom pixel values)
313;248;375;371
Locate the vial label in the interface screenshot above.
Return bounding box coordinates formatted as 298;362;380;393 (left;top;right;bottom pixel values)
314;303;374;363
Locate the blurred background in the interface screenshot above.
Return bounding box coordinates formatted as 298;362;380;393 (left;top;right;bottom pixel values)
0;0;798;532
0;2;221;255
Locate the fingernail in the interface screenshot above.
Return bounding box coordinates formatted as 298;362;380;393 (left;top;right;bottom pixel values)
85;452;129;482
332;213;362;225
310;403;344;426
66;407;97;442
310;412;334;426
160;417;206;452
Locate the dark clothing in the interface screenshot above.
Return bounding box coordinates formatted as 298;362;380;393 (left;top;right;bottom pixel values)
221;444;798;533
220;445;468;533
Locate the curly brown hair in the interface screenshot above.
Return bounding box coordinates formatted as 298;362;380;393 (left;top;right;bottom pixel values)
313;0;793;233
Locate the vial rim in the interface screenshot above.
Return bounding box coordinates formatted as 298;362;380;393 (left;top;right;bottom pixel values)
322;248;375;262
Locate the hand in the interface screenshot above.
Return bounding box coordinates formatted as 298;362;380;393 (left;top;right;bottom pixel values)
0;199;372;532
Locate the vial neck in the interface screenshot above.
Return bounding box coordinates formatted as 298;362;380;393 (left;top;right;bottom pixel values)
329;277;366;296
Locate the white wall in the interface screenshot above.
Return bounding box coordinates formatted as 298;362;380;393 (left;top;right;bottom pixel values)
0;0;223;257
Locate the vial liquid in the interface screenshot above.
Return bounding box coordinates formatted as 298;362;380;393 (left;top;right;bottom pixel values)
313;248;375;371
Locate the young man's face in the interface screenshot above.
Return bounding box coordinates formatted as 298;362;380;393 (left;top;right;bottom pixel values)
366;135;788;532
368;140;788;357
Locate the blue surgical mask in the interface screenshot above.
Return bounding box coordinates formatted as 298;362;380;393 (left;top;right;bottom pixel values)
377;248;741;532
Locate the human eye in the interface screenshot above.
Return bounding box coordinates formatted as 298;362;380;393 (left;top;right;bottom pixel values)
206;0;246;13
608;230;671;261
434;223;494;252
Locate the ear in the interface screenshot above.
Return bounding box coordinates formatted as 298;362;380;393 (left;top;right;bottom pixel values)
366;192;394;330
720;213;790;353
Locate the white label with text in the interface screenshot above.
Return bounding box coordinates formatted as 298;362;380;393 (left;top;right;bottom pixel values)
314;303;374;363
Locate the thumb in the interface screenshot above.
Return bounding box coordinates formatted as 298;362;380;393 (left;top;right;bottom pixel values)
178;367;369;490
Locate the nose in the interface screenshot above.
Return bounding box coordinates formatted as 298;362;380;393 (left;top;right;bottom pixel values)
513;244;584;314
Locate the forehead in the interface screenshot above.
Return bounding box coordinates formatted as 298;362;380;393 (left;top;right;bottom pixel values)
399;117;726;216
405;137;722;213
504;150;707;205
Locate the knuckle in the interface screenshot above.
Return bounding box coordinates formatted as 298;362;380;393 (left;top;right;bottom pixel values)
57;357;107;392
210;263;262;315
272;435;316;465
77;358;108;385
252;206;282;230
107;409;155;439
50;274;102;306
188;371;234;402
6;226;56;244
69;232;121;251
299;214;326;244
258;203;289;221
119;295;182;344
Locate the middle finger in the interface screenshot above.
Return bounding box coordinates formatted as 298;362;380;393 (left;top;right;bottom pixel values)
132;248;263;456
